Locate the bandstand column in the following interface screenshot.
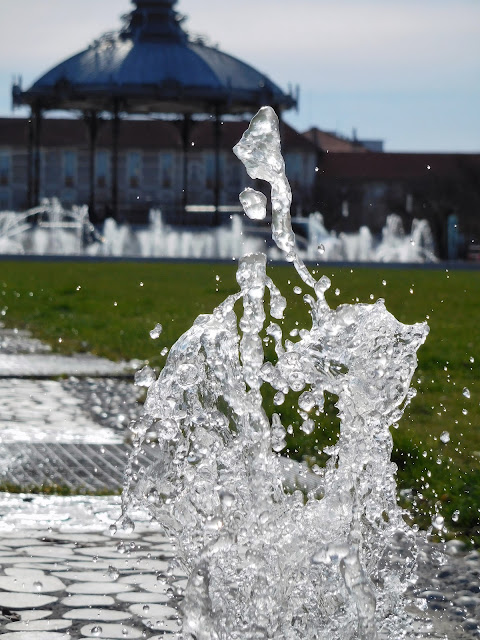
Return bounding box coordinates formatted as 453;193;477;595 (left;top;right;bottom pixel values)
27;110;34;208
86;110;99;223
111;101;120;221
33;105;43;207
213;106;222;225
182;114;191;216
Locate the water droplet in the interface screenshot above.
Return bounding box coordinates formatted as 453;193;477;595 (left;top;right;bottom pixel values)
469;356;474;364
463;387;471;399
90;626;103;637
440;431;450;443
300;418;315;435
452;509;460;522
160;346;169;356
462;408;468;415
149;323;163;339
177;363;202;389
219;490;235;509
239;188;267;220
107;565;119;580
33;580;43;591
273;391;285;406
318;244;325;255
135;365;156;388
334;288;340;296
382;280;387;286
120;516;135;534
147;488;159;504
143;604;150;614
139;281;144;287
432;514;444;530
298;391;315;412
109;523;117;535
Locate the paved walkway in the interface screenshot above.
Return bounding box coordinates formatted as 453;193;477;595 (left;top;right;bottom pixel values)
0;324;479;638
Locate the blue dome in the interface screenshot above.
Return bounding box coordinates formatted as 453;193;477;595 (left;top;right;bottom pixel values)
14;0;296;115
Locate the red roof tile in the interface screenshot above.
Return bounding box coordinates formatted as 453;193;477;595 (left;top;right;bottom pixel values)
303;127;368;153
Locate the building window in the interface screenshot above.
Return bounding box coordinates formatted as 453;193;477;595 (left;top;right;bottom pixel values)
227;161;242;190
0;151;10;186
96;150;109;188
0;189;10;209
63;150;77;188
285;153;302;188
205;153;215;190
160;152;173;189
127;151;142;188
188;160;204;193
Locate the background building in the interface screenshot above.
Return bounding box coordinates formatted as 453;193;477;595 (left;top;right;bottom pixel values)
0;117;317;223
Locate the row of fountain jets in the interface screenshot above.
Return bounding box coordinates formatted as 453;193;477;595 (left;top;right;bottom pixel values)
0;198;437;262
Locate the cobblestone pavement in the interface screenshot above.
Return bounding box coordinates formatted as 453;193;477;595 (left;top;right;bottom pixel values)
0;496;181;639
0;325;479;638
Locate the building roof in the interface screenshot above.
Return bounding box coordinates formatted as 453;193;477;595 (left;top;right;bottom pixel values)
0;117;315;152
303;127;369;153
0;117;182;150
317;152;480;180
12;0;296;116
190;119;318;152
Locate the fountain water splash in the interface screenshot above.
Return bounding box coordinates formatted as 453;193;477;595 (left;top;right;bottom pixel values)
0;198;98;255
128;107;429;638
0;203;437;264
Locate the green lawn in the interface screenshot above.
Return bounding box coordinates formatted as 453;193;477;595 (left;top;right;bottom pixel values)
1;260;479;543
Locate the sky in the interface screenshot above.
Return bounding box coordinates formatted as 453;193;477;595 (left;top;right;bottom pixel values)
0;0;479;152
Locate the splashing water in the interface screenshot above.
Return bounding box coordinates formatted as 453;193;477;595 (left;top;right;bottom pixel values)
122;107;429;639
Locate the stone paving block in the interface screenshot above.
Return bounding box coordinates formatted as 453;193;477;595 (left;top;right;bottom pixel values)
0;353;132;378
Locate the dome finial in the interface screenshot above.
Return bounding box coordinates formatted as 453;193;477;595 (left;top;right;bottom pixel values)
125;0;186;42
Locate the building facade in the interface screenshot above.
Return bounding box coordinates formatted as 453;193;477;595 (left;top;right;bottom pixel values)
0;117;317;223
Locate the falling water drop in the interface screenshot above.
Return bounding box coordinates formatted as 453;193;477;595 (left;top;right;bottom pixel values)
440;431;450;443
239;188;267;220
134;365;156;388
463;387;471;399
149;323;163;339
107;565;120;580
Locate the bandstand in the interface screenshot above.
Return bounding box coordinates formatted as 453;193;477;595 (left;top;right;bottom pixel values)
12;0;296;223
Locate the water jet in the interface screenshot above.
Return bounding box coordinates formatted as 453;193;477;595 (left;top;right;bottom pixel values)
126;107;429;638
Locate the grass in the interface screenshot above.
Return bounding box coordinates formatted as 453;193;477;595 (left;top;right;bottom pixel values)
1;260;479;543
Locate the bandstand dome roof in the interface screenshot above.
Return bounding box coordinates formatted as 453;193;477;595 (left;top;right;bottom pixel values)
13;0;296;115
